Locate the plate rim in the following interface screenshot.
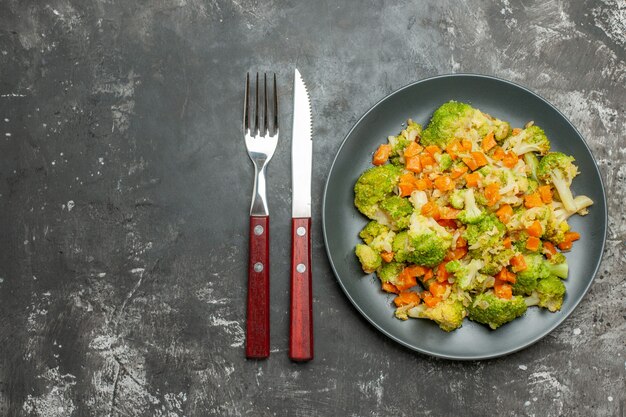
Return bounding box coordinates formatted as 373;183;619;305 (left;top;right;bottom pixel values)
321;72;608;360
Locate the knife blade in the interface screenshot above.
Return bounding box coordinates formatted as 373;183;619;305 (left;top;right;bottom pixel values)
290;68;313;361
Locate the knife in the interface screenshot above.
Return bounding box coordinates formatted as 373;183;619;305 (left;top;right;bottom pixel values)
290;68;313;361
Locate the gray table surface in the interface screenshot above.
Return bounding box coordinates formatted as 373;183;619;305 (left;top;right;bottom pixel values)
1;0;625;416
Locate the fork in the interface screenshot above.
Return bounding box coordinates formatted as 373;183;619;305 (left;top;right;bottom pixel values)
244;73;278;359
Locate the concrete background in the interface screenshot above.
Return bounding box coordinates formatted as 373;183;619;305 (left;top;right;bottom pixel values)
0;0;624;416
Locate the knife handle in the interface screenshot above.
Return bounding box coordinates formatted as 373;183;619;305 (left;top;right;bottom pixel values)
246;215;270;359
290;217;313;361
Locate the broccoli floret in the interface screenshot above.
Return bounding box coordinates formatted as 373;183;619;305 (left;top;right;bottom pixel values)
378;262;404;284
359;221;389;245
407;297;467;331
468;292;527;329
407;214;452;267
355;244;381;273
380;196;413;230
457;188;485;225
511;252;566;292
445;258;486;291
438;153;453;171
359;221;396;253
392;231;412;263
527;275;566;312
545;258;568;279
512;253;549;295
543;215;569;244
509;125;551;155
421;101;475;148
537;152;579;212
354;164;402;219
536;276;566;312
492;119;511;141
463;214;506;250
524;152;540;182
449;189;466;209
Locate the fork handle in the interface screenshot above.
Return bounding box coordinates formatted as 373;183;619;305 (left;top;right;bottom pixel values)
246;215;270;359
290;217;313;362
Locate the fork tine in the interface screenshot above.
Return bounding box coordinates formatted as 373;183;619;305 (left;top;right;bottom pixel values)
263;73;268;136
254;73;259;134
243;72;250;131
273;73;278;133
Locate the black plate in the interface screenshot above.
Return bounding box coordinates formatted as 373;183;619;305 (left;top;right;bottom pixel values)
322;74;607;360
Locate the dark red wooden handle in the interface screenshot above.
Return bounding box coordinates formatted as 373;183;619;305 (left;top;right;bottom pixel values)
246;216;270;359
290;217;313;361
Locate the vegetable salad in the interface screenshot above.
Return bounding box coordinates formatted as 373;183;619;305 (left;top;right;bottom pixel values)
353;101;593;331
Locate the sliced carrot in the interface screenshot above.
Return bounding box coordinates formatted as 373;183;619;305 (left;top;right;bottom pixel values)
524;192;543;208
437;219;458;229
526;236;541;251
381;251;394;263
404;142;423;159
461;139;473;151
482;131;497;152
511;128;522;135
465;172;480;187
445;140;462;160
538;185;553;204
492;146;505;161
450;165;468;179
420;153;436;167
484;183;501;206
436;263;449;283
382;282;400;294
405;156;422;173
543;241;557;258
456;236;467;248
399;172;416;183
434;175;455;192
558;232;580;251
395;270;418;291
462;157;479;171
503;236;512;249
373;144;392;165
471;151;489;168
398;173;417;197
510;254;527;272
405;265;429;276
421;201;441;220
527;220;543;238
564;231;581;242
495;204;513;224
439;206;460;220
496;268;516;284
422;292;441;307
398;182;416;197
558;240;573;251
494;282;513;299
502;151;519;168
415;178;433;191
424;145;441;156
429;281;449;298
393;291;420;307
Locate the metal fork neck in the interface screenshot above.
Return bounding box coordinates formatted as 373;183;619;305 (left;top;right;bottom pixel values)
250;161;269;216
